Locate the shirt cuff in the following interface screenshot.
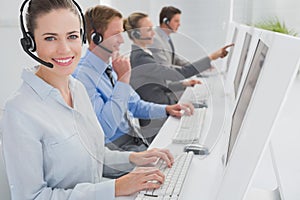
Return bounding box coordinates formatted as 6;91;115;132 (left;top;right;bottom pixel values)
150;104;168;118
96;179;116;199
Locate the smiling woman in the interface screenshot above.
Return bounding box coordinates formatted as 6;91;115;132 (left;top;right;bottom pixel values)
34;9;82;102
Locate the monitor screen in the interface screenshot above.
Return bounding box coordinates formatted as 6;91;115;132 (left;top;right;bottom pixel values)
226;39;269;164
233;32;252;97
226;27;238;72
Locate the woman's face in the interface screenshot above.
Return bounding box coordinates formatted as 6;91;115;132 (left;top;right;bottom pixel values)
34;9;82;76
137;17;155;46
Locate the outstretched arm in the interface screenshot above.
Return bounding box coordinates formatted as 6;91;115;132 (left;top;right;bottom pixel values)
209;43;234;60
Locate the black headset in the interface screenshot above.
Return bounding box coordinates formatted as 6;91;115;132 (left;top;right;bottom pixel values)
162;17;170;25
19;0;86;68
162;6;174;31
127;16;151;41
87;11;113;54
131;29;142;40
163;16;173;32
128;16;141;40
87;11;103;45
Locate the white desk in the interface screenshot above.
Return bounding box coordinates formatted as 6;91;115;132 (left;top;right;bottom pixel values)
117;75;230;200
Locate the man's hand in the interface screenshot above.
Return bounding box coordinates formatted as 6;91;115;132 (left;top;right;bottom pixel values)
112;51;131;83
182;79;201;87
166;102;194;118
209;43;234;60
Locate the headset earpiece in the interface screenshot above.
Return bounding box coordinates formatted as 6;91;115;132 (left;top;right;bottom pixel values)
91;31;103;45
21;32;36;52
163;17;170;25
131;29;141;40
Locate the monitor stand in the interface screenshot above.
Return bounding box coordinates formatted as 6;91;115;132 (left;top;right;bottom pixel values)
244;145;282;200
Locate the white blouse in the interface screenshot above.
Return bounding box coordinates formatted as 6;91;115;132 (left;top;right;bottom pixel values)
1;67;133;200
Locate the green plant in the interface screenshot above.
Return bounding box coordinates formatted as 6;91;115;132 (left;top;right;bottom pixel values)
254;17;298;37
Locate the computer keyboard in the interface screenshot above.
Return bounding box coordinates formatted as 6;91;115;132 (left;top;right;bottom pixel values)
135;152;194;200
172;108;206;144
192;84;210;102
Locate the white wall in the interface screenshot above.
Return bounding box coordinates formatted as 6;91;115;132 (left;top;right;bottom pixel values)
102;0;231;58
233;0;300;34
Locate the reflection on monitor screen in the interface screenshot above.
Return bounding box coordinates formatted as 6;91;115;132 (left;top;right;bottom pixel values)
233;32;252;97
226;27;238;72
226;39;269;164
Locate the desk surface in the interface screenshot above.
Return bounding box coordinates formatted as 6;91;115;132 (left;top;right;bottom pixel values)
118;75;230;200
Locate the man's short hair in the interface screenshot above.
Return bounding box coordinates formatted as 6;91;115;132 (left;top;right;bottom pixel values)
159;6;181;25
85;5;122;44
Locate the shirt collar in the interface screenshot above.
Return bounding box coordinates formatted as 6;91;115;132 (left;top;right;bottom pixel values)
22;66;76;101
82;49;110;75
22;66;54;100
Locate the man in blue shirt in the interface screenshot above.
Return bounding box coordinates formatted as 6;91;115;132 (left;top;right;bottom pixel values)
73;5;192;152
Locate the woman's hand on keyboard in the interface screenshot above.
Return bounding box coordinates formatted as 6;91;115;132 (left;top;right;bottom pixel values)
115;167;164;196
129;148;174;167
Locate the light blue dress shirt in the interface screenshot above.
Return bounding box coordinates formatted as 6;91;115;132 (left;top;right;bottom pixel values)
73;49;167;143
1;67;133;200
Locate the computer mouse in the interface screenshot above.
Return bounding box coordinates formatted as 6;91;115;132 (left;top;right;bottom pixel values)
183;144;209;155
192;102;208;109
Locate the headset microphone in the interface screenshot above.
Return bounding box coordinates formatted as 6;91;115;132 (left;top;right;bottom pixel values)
97;43;113;54
137;37;152;40
131;29;152;41
21;41;54;68
21;40;54;68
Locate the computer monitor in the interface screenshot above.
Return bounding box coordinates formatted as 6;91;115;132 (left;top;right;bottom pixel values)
226;39;269;164
216;29;300;200
225;27;238;73
233;32;252;98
